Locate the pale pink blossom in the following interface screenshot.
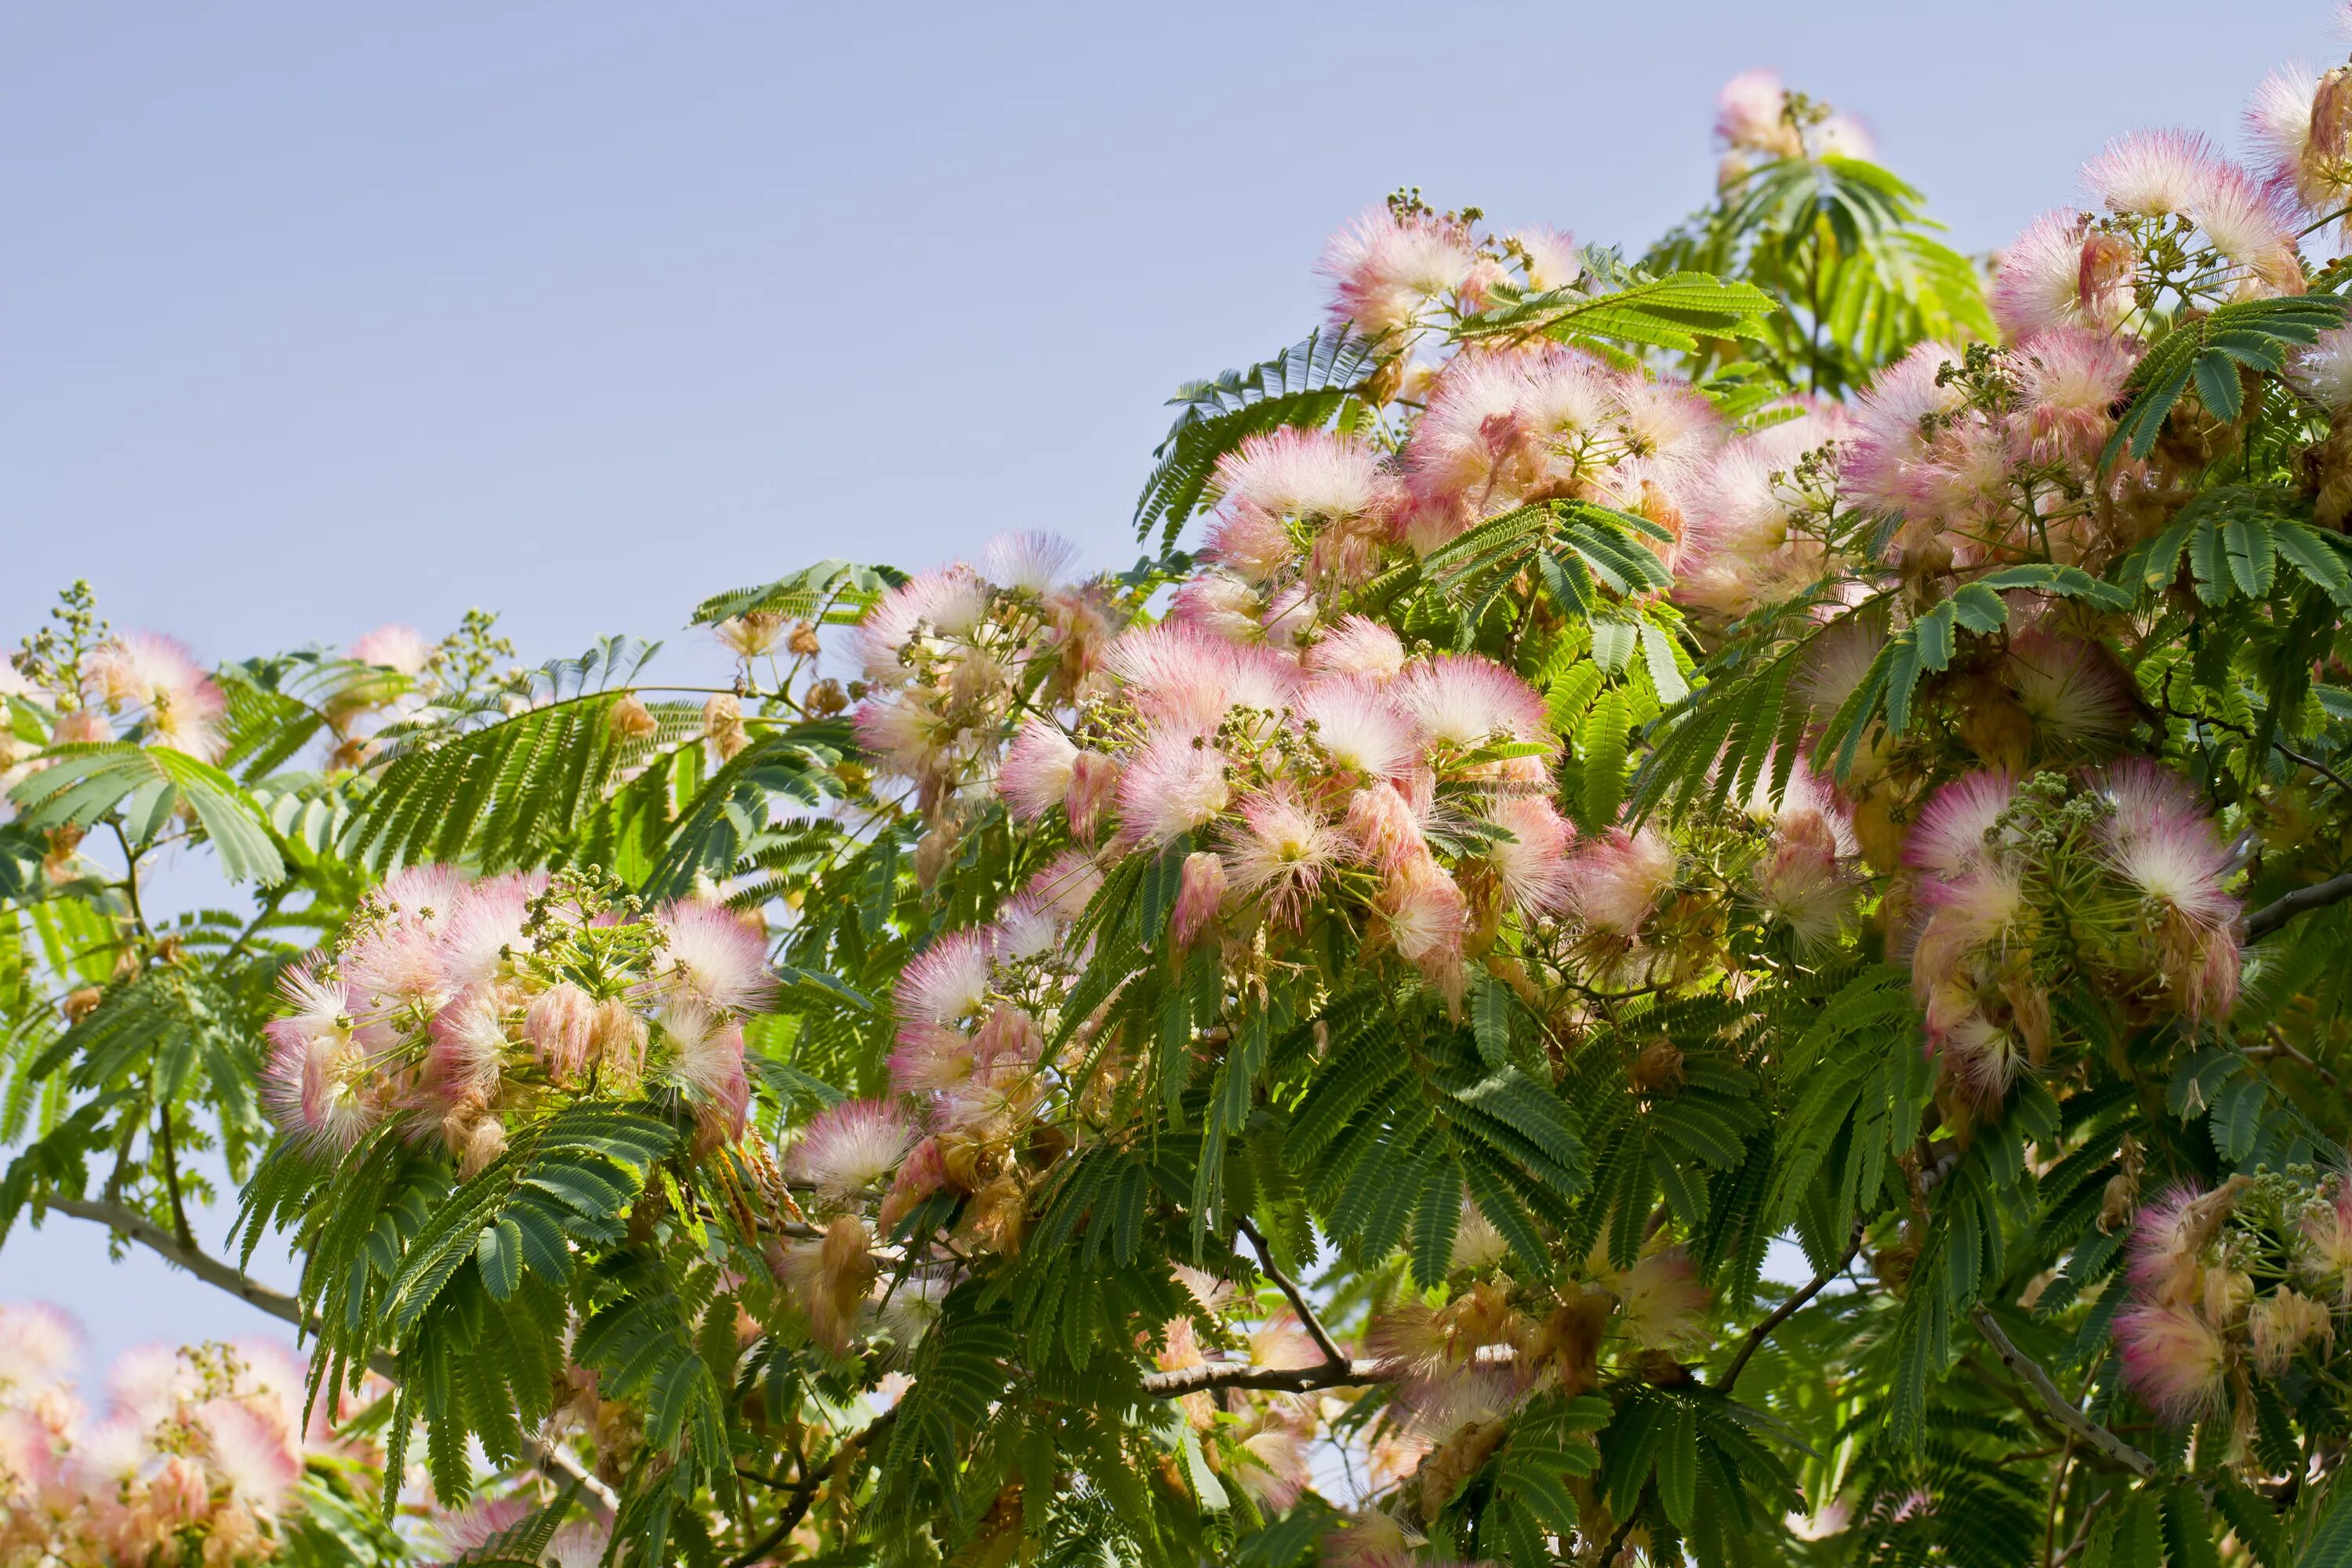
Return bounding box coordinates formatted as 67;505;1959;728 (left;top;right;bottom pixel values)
1022;851;1105;924
1715;69;1796;156
1483;794;1573;914
2006;630;2137;750
1203;505;1299;586
0;1304;77;1392
2114;1301;2227;1421
2082;129;2227;217
1171;574;1266;645
654;900;777;1014
350;623;433;676
2017;328;2138;463
524;982;597;1084
1509;225;1581;291
1378;852;1468;1001
79;633;226;758
2291;325;2352;410
856;567;992;682
1319;206;1481;335
1297;677;1418;779
1563;828;1676;934
1116;734;1232;846
1906;771;2018;878
1223;784;1345;925
981;531;1079;594
999;718;1080;820
1842;342;1969;511
1396;655;1548;750
788;1098;920;1203
896;930;996;1026
663;1004;750;1138
2247;63;2328;205
1214;427;1397;525
1306;615;1407;682
2192;161;2304;287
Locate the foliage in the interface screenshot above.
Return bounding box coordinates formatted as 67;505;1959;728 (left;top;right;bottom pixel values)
20;39;2352;1568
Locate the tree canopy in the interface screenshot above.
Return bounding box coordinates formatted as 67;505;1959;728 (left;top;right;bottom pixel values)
13;42;2352;1568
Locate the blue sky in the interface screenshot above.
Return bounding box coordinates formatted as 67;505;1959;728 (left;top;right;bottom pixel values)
0;0;2334;1374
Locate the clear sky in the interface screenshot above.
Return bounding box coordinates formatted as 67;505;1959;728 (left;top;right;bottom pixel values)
0;0;2336;1375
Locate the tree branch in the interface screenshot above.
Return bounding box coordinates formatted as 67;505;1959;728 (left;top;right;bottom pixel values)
39;1193;620;1519
1140;1356;1395;1398
2245;871;2352;940
1969;1307;2154;1479
1715;1227;1862;1393
1235;1215;1348;1370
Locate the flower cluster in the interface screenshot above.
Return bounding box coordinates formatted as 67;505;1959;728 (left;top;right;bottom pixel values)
263;866;778;1167
851;534;1117;880
2114;1172;2352;1424
0;1303;369;1566
1901;764;2241;1104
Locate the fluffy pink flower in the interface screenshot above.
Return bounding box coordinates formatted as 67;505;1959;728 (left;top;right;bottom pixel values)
1297;677;1418;780
350;624;432;676
0;1303;77;1392
654;901;777;1014
197;1396;301;1508
1842;342;1970;512
2114;1301;2227;1421
1171;574;1266;646
2082;128;2227;217
1319;206;1481;335
981;531;1079;594
888;1020;976;1095
999;718;1080;821
1345;779;1430;869
1065;750;1121;842
434;873;541;991
2006;630;2137;750
1116;734;1232;846
261;1024;378;1156
427;984;511;1102
2192;161;2304;286
1906;771;2018;877
879;1137;949;1232
1214;427;1397;525
1022;851;1104;924
1306;615;1407;681
856;567;992;683
1563;829;1676;934
896;930;996;1026
1991;212;2134;343
2095;761;2238;931
1103;625;1249;739
1378;852;1468;1001
79;633;227;758
2291;325;2352;411
1223;784;1345;926
1203;505;1299;586
1510;225;1581;290
2017;328;2138;463
1484;795;1573;914
1396;655;1549;750
2248;63;2328;205
663;1004;749;1138
787;1098;920;1202
1715;68;1795;155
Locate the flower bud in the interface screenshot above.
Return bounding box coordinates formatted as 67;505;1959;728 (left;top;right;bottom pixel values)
50;708;109;746
1065;752;1121;844
459;1115;509;1178
524;982;597;1083
608;694;659;742
591;996;648;1086
703;694;749;765
1171;852;1228;948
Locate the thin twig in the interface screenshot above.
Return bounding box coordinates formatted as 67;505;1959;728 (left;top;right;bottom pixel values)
725;1410;895;1568
40;1193;620;1520
1236;1216;1347;1370
1716;1227;1863;1393
1969;1307;2154;1479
